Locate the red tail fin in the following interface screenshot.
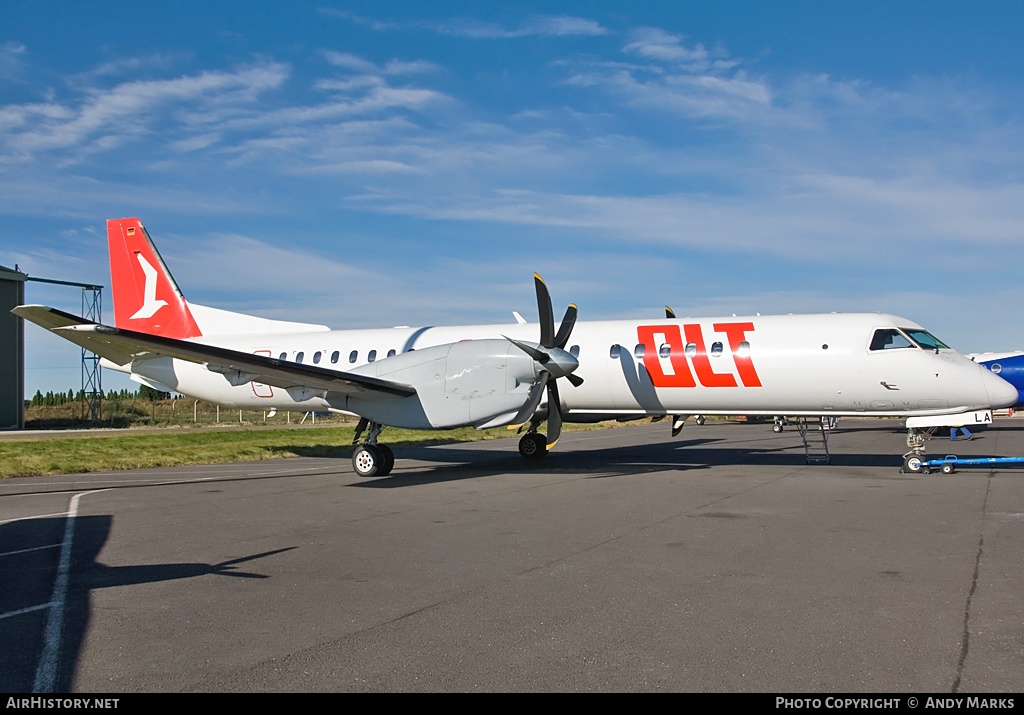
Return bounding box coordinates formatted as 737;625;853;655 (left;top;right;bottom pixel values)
107;218;202;338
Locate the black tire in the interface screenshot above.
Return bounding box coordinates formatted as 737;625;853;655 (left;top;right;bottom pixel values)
941;462;956;475
378;444;395;476
519;433;547;460
353;444;384;477
695;415;706;426
772;423;783;433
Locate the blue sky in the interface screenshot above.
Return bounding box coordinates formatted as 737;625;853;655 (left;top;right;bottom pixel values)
4;1;1024;398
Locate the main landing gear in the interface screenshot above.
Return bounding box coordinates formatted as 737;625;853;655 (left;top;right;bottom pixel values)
519;431;548;459
517;416;550;460
351;418;394;477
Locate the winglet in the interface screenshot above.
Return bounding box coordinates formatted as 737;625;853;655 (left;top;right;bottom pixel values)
107;218;202;338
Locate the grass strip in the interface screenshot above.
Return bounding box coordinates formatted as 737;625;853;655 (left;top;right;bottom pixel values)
0;422;619;479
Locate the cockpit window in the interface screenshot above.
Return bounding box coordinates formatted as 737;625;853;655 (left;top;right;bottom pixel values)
901;328;950;350
869;329;915;351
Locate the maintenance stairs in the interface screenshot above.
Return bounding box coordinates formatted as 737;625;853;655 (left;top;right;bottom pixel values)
797;417;832;464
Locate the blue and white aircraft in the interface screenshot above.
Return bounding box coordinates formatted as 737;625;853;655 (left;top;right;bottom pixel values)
971;352;1024;408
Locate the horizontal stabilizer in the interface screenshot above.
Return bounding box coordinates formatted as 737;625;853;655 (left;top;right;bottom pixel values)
188;304;331;336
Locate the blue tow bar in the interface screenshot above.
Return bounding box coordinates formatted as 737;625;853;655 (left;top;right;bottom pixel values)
911;455;1024;474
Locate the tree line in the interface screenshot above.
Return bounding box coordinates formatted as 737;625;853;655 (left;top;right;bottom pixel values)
27;385;172;407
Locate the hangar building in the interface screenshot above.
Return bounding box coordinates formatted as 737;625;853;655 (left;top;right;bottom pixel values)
0;265;26;430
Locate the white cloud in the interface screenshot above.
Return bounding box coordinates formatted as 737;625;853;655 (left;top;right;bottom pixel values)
342;165;1024;267
0;102;73;133
68;52;186;82
524;16;610;37
623;28;710;65
0;62;289;165
555;29;792;125
431;15;609;39
0;42;27;82
323;10;609;39
323;52;379;74
605;69;776;121
324;53;439;76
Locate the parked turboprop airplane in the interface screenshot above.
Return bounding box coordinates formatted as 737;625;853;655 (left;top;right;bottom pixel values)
970;351;1024;408
14;218;1019;476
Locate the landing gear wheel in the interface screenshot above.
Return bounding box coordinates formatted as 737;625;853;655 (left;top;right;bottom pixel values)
772;423;784;433
903;454;926;474
519;433;548;460
695;415;706;426
941;462;956;475
353;444;384;477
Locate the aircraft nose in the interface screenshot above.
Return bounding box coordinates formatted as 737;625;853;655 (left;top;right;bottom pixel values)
982;367;1020;409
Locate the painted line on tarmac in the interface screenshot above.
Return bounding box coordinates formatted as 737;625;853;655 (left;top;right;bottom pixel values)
0;541;62;556
0;602;53;621
0;512;70;526
33;489;108;694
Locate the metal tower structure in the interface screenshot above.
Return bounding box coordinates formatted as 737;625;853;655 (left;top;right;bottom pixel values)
26;276;104;422
80;284;103;421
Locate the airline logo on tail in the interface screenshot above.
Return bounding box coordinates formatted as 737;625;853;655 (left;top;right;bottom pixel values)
107;218;202;339
129;254;169;320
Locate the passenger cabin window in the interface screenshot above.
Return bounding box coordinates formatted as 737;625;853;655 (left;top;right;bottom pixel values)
296;352;304;364
387;349;396;358
710;342;724;357
659;344;671;358
349;350;358;364
870;329;915;351
278;352;286;361
368;350;377;362
331;351;340;364
684;343;697;358
610;344;621;359
313;351;322;364
634;344;645;359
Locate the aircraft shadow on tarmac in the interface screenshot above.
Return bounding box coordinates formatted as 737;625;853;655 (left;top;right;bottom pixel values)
260;418;1018;488
343;434;910;488
0;514;293;693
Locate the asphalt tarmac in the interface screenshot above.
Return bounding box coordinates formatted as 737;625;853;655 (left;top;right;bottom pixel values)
2;418;1022;693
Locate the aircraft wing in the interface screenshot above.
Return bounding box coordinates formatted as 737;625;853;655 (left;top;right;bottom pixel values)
13;305;417;399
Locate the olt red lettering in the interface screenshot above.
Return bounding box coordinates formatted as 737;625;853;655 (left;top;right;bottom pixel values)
713;322;761;387
636;325;696;387
636;323;761;389
683;324;737;388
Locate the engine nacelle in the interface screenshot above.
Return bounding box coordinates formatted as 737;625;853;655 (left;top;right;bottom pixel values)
332;339;540;430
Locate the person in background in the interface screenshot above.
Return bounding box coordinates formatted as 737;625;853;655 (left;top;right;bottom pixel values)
951;425;974;441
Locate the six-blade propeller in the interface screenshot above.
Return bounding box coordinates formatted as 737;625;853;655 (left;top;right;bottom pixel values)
505;273;584;452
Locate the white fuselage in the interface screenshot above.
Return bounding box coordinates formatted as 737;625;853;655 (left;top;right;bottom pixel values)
105;311;1017;425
